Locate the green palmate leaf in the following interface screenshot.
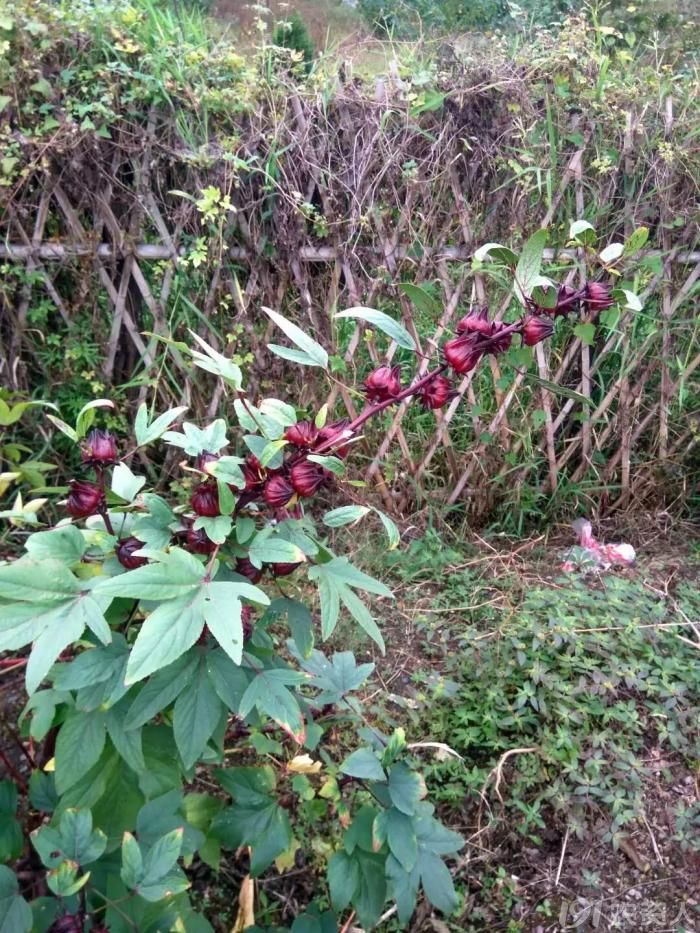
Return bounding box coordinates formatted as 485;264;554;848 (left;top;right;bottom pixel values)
54;637;128;692
574;321;597;347
75;399;115;438
46;414;78;443
205;649;250;712
0;558;79;602
328;851;361;911
268;598;314;658
599;242;624;264
623;226;649;256
55;711;107;794
239;668;307;742
514;229;548;304
340;748;386;782
569;219;596;245
354;850;388;929
46;861;90;898
399;282;440;317
296;650;374;704
162;420;228;457
132;494;176;549
262;306;329;369
124;653;199;729
0;867;32;933
0;783;23;864
613;287;643;312
19;593;112;694
521;372;593;406
213;767;293;876
372;508;400;549
111;463;146;502
309;557;390;650
473;242;518;265
334;307;416;351
106;706;146;773
125;588;206;685
322;505;370;527
380;808;418;872
248;530;306;568
20;690;61;742
388;763;424;815
25;525;86;565
193;515;232;544
134;403;188;448
210;456;245;489
95;548;203;601
120;832;143;889
173;654;223;769
32;809;107;868
386;803;463;923
188;330;243;390
306;454;345;475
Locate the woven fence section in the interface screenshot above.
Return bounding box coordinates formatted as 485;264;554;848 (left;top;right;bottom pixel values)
1;75;698;517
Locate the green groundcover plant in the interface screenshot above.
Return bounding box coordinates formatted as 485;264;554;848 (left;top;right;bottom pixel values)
0;229;640;932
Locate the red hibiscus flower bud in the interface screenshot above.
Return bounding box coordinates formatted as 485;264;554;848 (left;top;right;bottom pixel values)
315;420;352;458
284;421;319;448
186;525;216;555
271;561;301;577
418;374;454;410
521;315;554;346
81;428;118;466
263;475;295;508
290;460;327;498
66;480;105;519
456;305;492;336
241;605;255;640
194;451;219;473
583;281;614;312
191;481;220;517
235;557;263;584
487;321;513;354
116;536;148;569
442;335;483;374
363;365;402;403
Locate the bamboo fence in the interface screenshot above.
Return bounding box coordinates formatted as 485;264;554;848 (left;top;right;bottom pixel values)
1;78;698;519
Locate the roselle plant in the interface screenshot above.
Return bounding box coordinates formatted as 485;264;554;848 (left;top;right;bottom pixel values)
0;229;638;932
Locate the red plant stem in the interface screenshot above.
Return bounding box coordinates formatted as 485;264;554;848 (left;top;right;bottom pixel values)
0;746;28;793
0;657;26;668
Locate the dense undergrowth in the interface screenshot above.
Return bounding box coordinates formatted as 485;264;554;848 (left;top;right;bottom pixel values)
1;0;699;531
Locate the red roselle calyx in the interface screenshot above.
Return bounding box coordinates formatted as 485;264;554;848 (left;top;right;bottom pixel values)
264;475;295;508
116;536;147;569
456;306;492;336
315;420;352;457
191;481;220;517
553;284;580;316
442;334;483;374
290;460;327;497
242;455;266;493
363;365;402;403
66;480;105;519
241;605;255;640
235;557;263;584
418;374;454;410
186;525;216;555
271;561;301;577
284;421;319;448
47;916;83;933
522;315;555;346
81;428;118;466
583;281;614;311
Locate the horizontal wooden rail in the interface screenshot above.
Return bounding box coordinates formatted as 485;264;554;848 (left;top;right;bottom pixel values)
1;242;699;263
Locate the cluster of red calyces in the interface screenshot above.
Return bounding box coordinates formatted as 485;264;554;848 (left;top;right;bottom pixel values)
66;427;148;571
